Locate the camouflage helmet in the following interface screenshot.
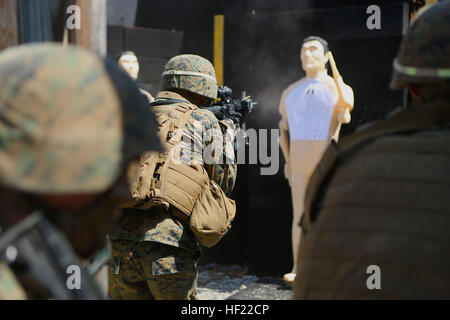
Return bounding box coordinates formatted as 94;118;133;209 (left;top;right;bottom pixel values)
161;54;218;99
390;1;450;89
0;43;160;194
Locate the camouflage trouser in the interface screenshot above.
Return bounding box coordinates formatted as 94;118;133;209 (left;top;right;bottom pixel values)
108;239;198;300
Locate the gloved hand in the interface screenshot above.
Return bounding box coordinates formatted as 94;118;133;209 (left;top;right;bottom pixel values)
337;108;351;123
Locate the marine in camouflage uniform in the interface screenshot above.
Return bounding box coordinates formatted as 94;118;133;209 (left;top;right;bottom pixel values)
116;50;155;104
0;43;160;299
109;54;237;300
294;2;450;299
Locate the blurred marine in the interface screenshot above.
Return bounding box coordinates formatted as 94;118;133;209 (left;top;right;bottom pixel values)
0;43;160;299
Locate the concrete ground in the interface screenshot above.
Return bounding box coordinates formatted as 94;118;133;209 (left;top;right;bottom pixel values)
197;264;292;300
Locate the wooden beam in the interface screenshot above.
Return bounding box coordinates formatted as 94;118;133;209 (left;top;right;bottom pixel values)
0;0;19;51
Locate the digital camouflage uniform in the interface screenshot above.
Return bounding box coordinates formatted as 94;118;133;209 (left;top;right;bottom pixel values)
109;55;237;300
294;2;450;299
0;43;160;299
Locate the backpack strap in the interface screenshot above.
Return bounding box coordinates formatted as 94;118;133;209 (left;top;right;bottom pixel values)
126;102;198;210
302;103;450;232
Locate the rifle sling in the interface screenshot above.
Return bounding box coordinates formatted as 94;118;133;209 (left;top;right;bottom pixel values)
151;98;188;107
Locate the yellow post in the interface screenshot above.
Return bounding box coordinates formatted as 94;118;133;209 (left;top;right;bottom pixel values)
426;0;438;5
214;14;224;87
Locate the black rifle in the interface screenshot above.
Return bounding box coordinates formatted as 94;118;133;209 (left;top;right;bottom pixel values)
204;86;257;146
0;212;104;299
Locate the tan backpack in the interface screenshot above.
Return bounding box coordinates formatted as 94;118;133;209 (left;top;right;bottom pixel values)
127;102;236;248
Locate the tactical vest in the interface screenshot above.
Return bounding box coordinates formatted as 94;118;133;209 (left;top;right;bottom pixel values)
126;100;236;248
295;102;450;299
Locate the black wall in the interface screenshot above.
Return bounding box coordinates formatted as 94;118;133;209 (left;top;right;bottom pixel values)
135;0;408;276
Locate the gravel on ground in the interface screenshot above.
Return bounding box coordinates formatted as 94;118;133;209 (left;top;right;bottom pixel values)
197;263;259;300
